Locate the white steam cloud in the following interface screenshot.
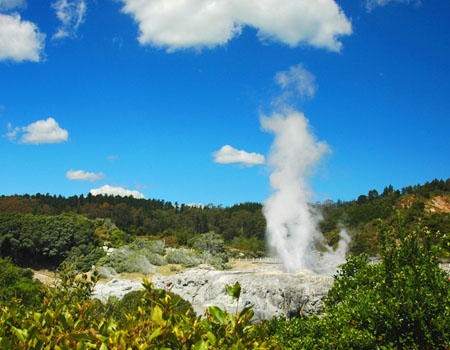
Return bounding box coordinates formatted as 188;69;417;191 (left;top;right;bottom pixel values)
261;64;350;273
213;145;265;167
274;64;318;104
261;110;331;271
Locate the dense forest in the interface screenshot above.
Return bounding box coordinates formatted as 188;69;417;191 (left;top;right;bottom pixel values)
0;178;449;271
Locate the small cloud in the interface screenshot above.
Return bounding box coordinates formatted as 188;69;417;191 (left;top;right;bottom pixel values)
0;0;26;11
0;13;45;62
274;64;318;105
213;145;265;167
275;64;317;99
7;117;68;144
90;185;145;199
365;0;421;11
52;0;86;40
135;183;148;191
6;122;19;140
66;169;105;182
112;37;123;48
107;155;118;162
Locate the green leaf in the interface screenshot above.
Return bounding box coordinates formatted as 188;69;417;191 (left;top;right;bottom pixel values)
152;305;164;325
208;306;226;323
11;327;26;343
192;340;208;350
226;282;241;300
148;327;161;342
206;331;217;345
68;333;95;342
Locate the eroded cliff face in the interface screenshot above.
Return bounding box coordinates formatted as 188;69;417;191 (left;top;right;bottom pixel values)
93;266;334;320
426;195;450;213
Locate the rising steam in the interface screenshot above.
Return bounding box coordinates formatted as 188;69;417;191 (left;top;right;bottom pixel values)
261;109;348;272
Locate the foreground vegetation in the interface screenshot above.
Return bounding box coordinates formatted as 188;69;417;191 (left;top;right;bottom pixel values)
1;216;449;349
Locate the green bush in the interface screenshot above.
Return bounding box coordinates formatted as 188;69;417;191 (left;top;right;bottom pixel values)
165;249;201;267
105;289;195;324
98;239;166;274
62;245;106;272
0;273;273;349
0;258;43;307
270;214;450;349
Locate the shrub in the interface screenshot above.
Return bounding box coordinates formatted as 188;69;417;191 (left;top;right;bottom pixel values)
0;275;273;349
97;239;166;274
105;289;195;324
62;245;106;272
270;213;450;349
165;250;201;267
0;258;43;307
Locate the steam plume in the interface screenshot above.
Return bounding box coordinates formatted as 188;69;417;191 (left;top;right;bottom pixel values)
261;109;346;272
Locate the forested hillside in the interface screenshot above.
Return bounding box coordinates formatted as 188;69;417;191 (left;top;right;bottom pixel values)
0;178;449;271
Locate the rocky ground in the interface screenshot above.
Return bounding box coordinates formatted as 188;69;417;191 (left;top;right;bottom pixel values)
91;261;334;319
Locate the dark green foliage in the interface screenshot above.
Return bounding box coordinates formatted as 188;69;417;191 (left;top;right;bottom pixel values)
0;194;268;255
0;257;43;307
63;245;106;273
0;212;102;270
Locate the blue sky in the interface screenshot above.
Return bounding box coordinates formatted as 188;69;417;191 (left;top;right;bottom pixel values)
0;0;449;206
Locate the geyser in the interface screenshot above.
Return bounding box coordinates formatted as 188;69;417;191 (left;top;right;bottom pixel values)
261;110;347;272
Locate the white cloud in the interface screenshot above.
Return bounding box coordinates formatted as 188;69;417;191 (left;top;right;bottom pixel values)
120;0;352;52
275;64;318;104
7;117;68;144
213;145;265;167
366;0;421;11
52;0;86;40
0;0;26;11
66;169;105;182
90;185;145;199
0;13;45;62
107;155;118;162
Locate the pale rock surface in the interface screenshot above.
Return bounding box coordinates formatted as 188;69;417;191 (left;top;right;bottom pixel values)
93;266;334;319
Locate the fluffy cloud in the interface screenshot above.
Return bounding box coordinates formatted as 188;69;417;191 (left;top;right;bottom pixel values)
7;117;68;144
213;145;265;167
0;0;26;11
366;0;420;11
66;169;105;182
0;13;45;62
120;0;352;52
52;0;86;40
275;64;318;104
90;185;145;199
